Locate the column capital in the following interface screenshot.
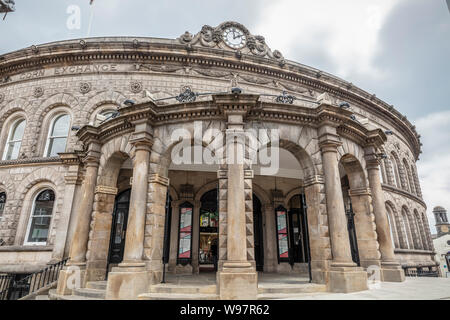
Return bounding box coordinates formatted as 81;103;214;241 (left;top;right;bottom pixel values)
148;174;169;187
130;120;153;150
364;148;382;170
304;175;325;187
95;185;118;195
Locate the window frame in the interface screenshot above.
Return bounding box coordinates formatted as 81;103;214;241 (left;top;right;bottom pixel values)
275;205;290;263
24;189;55;246
0;192;6;217
176;201;194;265
43;114;71;157
2;118;26;161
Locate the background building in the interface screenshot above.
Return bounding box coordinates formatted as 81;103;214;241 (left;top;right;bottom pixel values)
0;22;438;300
432;206;450;277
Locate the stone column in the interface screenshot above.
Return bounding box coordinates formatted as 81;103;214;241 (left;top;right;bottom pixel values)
56;143;100;295
365;149;405;282
304;175;332;284
106;120;153;300
168;200;180;272
318;120;367;293
51;153;82;262
216;96;258;300
262;203;277;272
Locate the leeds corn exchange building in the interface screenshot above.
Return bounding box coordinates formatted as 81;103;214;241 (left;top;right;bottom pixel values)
0;22;438;300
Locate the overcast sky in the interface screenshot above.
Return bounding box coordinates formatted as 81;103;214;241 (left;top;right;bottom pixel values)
1;0;449;232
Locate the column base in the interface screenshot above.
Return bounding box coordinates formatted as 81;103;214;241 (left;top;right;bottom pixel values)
56;263;86;296
105;264;149;300
328;266;368;293
218;261;258;300
381;262;405;282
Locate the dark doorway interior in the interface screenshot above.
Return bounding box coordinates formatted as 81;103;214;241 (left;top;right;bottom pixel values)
107;189;131;266
253;194;264;271
288;195;309;265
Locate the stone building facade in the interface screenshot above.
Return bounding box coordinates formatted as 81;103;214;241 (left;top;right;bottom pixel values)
0;22;437;299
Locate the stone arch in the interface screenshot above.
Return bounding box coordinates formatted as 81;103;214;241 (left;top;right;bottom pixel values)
402;158;416;195
385;201;400;249
401;206;418;250
84;90;127;125
338;139;367;172
284;187;303;208
390;151;403;189
0;98;30;128
97;133;135;181
421;212;433;251
12;168;65;245
414;209;427;250
251;183;271;207
194;180;219;202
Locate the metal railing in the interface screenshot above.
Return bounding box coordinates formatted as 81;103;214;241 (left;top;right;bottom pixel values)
0;258;68;300
404;268;439;278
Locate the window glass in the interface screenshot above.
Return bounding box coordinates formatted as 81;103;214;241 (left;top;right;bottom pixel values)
26;190;55;244
0;192;6;217
4;119;25;161
276;206;289;259
178;203;193;260
46;115;70;157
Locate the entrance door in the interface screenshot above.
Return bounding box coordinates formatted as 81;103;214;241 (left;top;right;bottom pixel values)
253;194;264;271
108;189;131;265
287;195;309;265
345;200;360;266
199;189;219;272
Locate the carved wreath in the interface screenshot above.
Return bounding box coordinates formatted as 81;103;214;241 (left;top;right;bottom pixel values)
130;81;143;93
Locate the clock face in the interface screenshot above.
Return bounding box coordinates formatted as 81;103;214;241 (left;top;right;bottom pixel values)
223;27;246;49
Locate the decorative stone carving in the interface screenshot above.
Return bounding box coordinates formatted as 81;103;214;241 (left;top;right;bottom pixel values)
177;21;284;62
79;82;91;94
0;93;4;104
33;87;44;98
130;81;143;93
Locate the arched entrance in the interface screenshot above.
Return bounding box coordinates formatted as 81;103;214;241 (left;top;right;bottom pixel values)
199;189;219;272
107;189;131;266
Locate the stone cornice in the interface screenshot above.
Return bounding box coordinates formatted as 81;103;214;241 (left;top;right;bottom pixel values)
76;97;391;152
0;156;61;168
382;184;426;208
0;37;421;159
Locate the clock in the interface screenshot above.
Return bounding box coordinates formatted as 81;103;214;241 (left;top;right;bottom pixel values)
223;26;247;49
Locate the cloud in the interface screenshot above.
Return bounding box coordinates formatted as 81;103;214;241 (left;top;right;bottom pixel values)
253;0;401;78
416;110;450;233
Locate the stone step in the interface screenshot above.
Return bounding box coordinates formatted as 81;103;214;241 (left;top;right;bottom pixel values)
86;281;107;290
151;284;217;294
258;283;327;294
138;293;219;300
73;287;106;299
35;295;50;300
48;289;99;301
258;292;326;300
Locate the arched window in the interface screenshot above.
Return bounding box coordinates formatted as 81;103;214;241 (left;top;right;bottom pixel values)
94;109;117;126
24;189;55;245
2;119;26;160
44;114;70;157
0;192;6;217
389;155;401;188
401;209;412;249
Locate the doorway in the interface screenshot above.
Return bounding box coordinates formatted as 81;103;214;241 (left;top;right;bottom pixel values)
253;194;264;271
199;189;219;272
107;189;131;266
288;195;309;265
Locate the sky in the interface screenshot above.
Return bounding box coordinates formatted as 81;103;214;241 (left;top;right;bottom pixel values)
0;0;449;232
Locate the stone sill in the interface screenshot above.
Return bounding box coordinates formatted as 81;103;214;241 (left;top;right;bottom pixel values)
0;245;53;252
395;248;435;255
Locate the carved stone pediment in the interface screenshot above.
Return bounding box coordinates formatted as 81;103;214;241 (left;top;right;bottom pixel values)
177;21;285;63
